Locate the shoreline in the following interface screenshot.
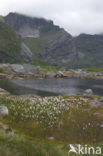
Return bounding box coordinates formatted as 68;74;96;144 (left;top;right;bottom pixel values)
0;72;103;80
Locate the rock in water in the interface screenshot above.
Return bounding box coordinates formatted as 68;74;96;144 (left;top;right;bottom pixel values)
83;89;93;97
0;88;10;95
0;105;8;117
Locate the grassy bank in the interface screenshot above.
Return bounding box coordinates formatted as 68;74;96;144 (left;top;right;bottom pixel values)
85;67;103;72
0;95;103;155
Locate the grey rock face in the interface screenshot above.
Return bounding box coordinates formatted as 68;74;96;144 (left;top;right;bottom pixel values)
3;13;103;68
20;43;33;63
18;26;40;38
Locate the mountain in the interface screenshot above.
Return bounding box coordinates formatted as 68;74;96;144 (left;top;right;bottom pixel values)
74;34;103;68
4;13;76;67
0;20;33;63
0;12;103;68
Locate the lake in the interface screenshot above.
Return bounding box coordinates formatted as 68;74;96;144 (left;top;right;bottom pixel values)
0;77;103;96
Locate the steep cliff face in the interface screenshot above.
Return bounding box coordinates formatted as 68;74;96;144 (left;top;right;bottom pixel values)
74;34;103;67
1;12;103;68
0;17;33;63
4;13;77;67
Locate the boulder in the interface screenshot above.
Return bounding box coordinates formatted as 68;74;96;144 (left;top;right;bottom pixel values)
56;71;64;77
0;88;10;95
0;105;8;117
7;64;42;74
8;64;25;74
23;64;41;74
45;71;57;78
83;89;93;97
48;136;55;140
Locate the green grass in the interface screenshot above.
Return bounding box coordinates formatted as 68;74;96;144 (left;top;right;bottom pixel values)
0;132;65;156
0;95;102;142
85;67;103;72
40;65;59;71
24;38;46;55
0;67;8;73
0;95;103;155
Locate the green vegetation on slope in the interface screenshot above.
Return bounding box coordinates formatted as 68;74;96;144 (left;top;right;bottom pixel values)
24;38;43;54
0;22;21;63
0;16;4;23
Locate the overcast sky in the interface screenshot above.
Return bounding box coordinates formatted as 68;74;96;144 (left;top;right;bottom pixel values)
0;0;103;36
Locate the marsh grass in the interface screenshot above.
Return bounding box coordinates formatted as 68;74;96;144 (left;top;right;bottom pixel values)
0;95;103;156
56;106;103;143
0;95;103;143
0;131;65;156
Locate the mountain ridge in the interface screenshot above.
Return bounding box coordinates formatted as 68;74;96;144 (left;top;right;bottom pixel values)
0;12;102;68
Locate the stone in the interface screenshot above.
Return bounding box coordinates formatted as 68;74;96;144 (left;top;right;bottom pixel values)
48;136;55;140
8;64;25;74
45;71;57;78
7;64;42;75
83;89;93;97
0;88;10;95
56;71;64;77
23;64;41;74
0;105;8;117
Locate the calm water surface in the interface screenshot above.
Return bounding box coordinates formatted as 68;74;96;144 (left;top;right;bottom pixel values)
0;78;103;96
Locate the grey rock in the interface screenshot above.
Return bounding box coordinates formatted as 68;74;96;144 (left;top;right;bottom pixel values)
8;64;25;74
0;88;10;95
48;136;55;140
56;71;64;77
23;64;41;74
83;89;93;97
46;71;57;78
7;64;41;74
0;105;8;117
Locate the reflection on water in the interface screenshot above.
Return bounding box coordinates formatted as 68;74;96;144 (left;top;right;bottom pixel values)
0;77;103;96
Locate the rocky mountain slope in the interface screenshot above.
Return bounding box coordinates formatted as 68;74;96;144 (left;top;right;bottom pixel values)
74;34;103;68
0;12;103;68
0;20;33;63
